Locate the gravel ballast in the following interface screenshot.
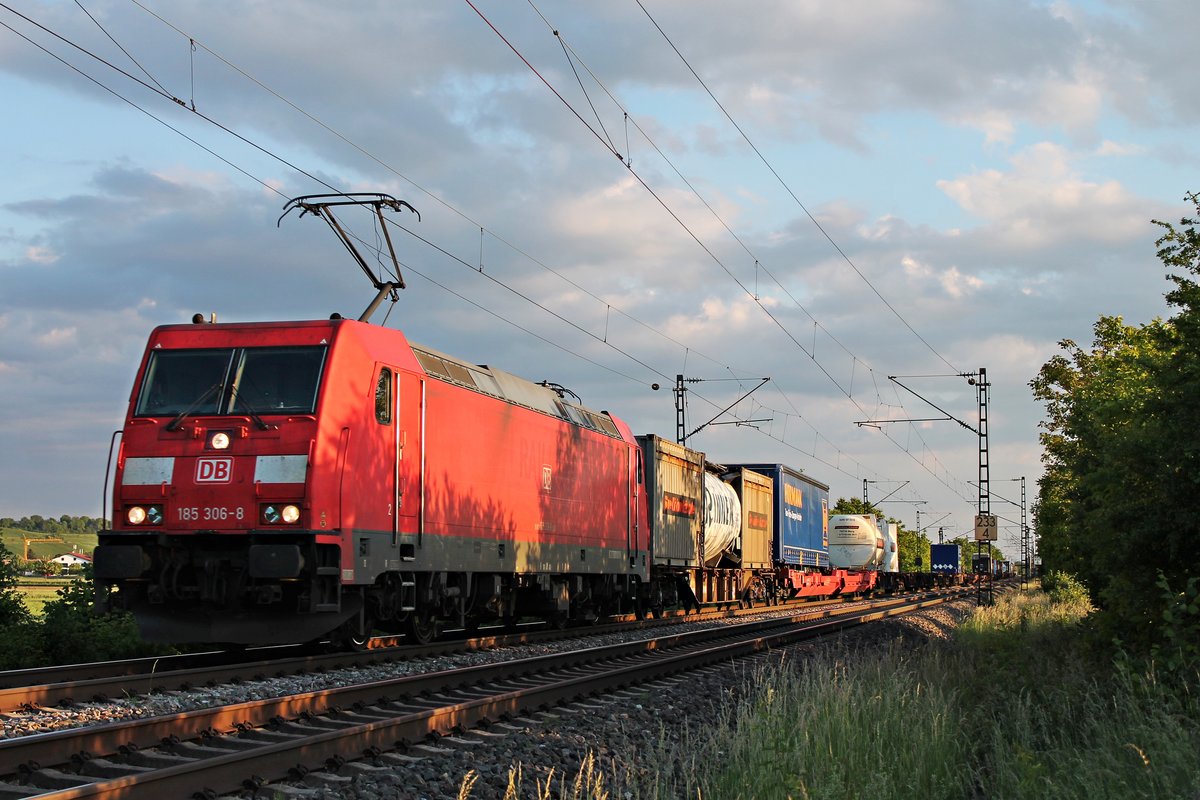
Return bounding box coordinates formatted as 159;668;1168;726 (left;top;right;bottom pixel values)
0;596;979;799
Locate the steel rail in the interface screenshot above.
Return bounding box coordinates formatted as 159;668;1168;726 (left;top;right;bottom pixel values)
0;587;982;799
0;589;918;712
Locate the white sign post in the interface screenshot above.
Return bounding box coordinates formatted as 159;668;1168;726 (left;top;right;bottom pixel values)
974;514;998;542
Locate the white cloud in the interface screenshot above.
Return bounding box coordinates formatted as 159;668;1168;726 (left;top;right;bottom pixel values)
35;326;77;347
936;142;1148;247
955;109;1016;147
1094;140;1144;157
900;255;982;300
939;265;984;298
25;245;58;264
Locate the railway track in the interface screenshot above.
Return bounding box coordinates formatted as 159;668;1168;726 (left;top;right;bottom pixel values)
0;589;906;713
0;586;979;800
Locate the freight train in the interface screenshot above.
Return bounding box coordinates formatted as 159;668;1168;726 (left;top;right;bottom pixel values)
93;313;971;647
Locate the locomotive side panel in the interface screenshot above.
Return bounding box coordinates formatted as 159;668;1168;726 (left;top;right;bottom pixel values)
416;376;637;575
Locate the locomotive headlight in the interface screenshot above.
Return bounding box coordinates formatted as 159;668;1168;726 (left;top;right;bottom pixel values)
262;503;302;525
211;431;230;450
127;505;164;525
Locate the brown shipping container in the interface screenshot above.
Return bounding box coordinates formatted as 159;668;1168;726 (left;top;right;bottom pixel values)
636;434;703;567
731;467;773;569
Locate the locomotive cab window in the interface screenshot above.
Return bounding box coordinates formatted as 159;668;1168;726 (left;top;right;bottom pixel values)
135;345;327;419
375;368;392;424
136;349;233;417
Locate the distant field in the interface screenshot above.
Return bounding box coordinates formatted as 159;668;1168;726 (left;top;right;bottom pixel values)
0;528;97;561
16;578;77;616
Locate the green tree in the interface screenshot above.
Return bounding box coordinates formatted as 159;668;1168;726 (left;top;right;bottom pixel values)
0;543;32;627
1031;191;1200;652
830;496;879;516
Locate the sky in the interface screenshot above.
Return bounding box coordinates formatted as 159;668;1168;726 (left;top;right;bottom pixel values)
1;1;1195;559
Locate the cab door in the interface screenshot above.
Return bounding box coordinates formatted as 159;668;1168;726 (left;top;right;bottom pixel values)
371;365;402;543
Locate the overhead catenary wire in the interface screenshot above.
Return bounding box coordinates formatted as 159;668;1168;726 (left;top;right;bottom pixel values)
1;3;971;508
633;0;960;376
165;1;971;503
486;1;975;506
545;0;971;505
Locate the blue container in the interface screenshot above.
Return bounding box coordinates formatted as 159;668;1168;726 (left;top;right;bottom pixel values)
930;544;961;573
727;464;829;568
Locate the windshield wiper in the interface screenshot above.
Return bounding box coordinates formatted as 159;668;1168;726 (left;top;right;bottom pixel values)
165;383;222;431
230;388;274;431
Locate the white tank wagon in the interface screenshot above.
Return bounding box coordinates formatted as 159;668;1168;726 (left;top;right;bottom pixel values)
827;514;885;570
880;520;899;573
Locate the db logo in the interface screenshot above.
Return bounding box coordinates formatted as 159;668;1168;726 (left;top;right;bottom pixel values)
196;457;234;483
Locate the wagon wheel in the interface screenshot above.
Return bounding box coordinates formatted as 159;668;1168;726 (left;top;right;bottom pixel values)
330;615;374;652
648;583;665;619
344;628;372;652
633;596;647;621
406;610;439;645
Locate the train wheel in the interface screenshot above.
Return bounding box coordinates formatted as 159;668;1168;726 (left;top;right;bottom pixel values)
406;611;438;644
329;617;373;652
633;597;646;621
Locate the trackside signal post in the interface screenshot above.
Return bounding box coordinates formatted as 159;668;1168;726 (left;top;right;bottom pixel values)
972;368;993;606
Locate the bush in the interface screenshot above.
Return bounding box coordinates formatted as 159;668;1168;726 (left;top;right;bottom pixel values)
1152;571;1200;674
0;543;33;628
1040;571;1091;606
38;571;160;664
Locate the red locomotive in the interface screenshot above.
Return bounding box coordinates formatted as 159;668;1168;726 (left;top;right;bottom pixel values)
95;316;651;645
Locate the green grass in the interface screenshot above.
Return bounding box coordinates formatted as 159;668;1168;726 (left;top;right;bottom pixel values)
458;588;1200;799
16;578;76;617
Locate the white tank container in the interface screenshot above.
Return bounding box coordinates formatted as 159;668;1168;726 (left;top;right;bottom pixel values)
703;472;741;566
827;514;884;570
880;520;899;573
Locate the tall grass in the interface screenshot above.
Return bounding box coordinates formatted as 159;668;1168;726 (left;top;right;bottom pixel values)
466;588;1200;799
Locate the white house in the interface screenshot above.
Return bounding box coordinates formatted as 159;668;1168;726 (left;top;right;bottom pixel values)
50;553;92;569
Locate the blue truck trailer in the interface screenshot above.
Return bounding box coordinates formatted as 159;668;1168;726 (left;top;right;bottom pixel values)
930;543;962;573
727;463;829;568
